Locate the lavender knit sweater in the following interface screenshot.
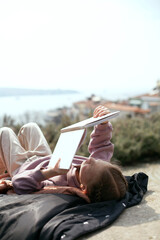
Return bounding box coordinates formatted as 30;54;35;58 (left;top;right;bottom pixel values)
12;123;114;194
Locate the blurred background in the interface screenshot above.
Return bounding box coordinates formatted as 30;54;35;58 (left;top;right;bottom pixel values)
0;0;160;165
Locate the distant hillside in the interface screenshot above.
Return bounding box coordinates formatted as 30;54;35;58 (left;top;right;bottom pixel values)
0;88;78;97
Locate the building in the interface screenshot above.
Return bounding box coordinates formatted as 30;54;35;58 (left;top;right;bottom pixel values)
103;102;150;118
73;95;150;119
128;81;160;113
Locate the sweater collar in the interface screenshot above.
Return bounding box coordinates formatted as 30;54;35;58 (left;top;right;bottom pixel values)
67;166;80;189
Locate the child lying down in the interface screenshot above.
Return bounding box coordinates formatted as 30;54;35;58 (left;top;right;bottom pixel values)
0;105;127;203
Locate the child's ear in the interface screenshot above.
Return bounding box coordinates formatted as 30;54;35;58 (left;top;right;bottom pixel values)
80;184;87;194
79;184;90;203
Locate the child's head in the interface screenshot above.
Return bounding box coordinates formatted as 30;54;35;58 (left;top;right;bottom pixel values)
79;158;128;203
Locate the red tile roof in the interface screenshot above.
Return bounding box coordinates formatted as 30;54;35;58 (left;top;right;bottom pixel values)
103;102;150;114
133;92;160;98
74;100;150;114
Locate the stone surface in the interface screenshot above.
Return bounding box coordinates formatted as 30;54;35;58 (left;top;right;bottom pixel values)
78;162;160;240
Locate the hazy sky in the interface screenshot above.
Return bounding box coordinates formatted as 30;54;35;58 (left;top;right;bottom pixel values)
0;0;160;98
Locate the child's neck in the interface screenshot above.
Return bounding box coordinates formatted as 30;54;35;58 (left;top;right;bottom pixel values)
75;168;80;184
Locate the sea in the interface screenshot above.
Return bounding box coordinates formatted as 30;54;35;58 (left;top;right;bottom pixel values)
0;92;94;124
0;90;138;125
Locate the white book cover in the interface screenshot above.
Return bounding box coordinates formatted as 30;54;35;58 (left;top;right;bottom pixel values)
48;129;85;169
61;111;120;133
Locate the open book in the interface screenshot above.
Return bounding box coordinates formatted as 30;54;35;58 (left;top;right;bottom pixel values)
49;111;120;169
48;129;85;169
61;111;120;133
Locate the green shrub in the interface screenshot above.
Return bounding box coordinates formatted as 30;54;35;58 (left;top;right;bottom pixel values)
1;111;159;166
112;113;160;165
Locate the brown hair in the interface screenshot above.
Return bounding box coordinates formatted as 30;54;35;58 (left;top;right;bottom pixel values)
86;164;128;203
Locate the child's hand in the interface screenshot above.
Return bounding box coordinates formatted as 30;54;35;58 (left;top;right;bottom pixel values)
41;158;69;180
93;105;110;117
93;105;110;124
0;180;13;193
53;158;69;175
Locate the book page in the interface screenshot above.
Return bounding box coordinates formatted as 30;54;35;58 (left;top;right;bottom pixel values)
48;129;85;169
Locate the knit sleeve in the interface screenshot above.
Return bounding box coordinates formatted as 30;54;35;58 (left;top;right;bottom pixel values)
12;169;45;194
88;122;114;162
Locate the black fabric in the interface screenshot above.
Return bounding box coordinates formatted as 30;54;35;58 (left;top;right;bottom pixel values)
0;172;148;240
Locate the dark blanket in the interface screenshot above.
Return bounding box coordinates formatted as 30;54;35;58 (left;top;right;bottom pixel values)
0;172;148;240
